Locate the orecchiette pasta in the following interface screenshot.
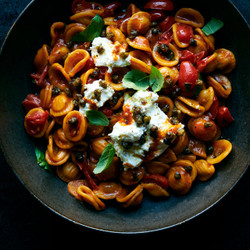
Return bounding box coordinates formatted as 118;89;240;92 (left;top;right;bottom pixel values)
23;0;235;211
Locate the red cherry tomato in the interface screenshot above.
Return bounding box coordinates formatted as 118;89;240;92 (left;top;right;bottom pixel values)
100;106;114;118
144;0;174;11
101;1;122;18
206;96;219;120
176;23;193;44
22;94;41;113
149;10;166;22
216;106;234;127
178;61;199;91
143;174;169;190
71;0;92;13
25;109;49;136
159;16;175;32
83;57;95;72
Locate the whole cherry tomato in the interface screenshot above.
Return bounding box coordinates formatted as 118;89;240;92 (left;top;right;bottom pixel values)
216;106;234;127
149;10;166;22
144;0;174;11
178;61;199;91
176;23;193;44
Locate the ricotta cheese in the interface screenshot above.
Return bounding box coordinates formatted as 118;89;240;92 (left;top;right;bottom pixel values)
109;90;184;169
79;79;115;115
90;37;131;72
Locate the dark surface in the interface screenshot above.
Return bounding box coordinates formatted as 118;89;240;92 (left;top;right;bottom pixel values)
0;0;249;248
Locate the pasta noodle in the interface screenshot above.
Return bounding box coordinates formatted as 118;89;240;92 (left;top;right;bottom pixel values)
23;0;235;210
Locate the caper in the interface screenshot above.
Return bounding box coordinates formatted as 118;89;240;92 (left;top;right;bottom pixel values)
91;67;100;78
133;114;144;124
68;117;78;126
185;166;193;173
74;152;84;162
150;125;158;139
99;80;107;89
93;89;101;101
138;134;146;145
129;29;139;39
97;45;105;54
190;38;197;47
52;86;60;96
119;52;129;59
121;141;133;149
174;171;181;180
206;145;214;155
143;115;151;124
112;74;119;83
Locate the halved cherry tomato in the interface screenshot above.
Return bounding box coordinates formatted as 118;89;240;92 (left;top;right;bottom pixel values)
25;109;49;136
159;16;175;32
144;0;174;11
83;57;95;72
176;23;193;44
216;106;234;127
180;50;205;64
143;174;168;190
100;106;113;118
101;1;122;18
178;61;199;91
206;96;219;120
149;10;167;22
22;94;41;113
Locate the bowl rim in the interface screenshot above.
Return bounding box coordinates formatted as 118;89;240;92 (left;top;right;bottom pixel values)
0;0;249;234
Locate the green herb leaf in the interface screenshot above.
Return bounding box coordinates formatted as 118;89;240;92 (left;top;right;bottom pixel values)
93;143;115;174
35;148;52;173
150;66;164;92
70;14;104;42
202;17;224;36
122;70;150;90
86;110;109;126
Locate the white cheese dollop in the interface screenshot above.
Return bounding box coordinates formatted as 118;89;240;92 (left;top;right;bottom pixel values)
109;90;184;169
79;79;115;115
90;37;131;72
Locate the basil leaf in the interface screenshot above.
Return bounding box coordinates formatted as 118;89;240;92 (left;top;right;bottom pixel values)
202;17;224;36
93;143;115;174
70;14;104;42
150;66;164;92
122;70;150;90
86;110;109;126
35;148;52;173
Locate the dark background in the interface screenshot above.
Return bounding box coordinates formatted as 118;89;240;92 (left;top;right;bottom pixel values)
0;0;249;249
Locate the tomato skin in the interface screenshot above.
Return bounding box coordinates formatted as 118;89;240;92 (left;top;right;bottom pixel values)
100;106;113;118
101;1;122;18
206;96;219;120
176;23;193;44
159;16;175;32
178;61;199;91
216;106;234;127
143;174;168;190
83;57;95;72
192;117;217;141
149;10;166;22
25;109;49;136
144;0;174;11
22;94;41;113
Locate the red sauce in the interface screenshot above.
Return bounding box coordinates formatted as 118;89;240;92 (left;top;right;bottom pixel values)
119;104;133;125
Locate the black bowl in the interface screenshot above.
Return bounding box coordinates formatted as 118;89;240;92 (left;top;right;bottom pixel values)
0;0;249;233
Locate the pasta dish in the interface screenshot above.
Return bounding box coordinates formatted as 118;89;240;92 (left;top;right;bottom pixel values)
23;0;235;210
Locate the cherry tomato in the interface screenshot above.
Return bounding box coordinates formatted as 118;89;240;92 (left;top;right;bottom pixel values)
178;61;199;91
159;16;175;32
149;10;167;22
206;96;219;120
22;94;41;113
71;0;92;13
143;174;168;190
180;50;205;64
216;106;234;127
144;0;174;11
176;23;193;44
100;106;113;118
192;117;217;141
83;57;95;72
101;1;122;18
25;109;49;136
